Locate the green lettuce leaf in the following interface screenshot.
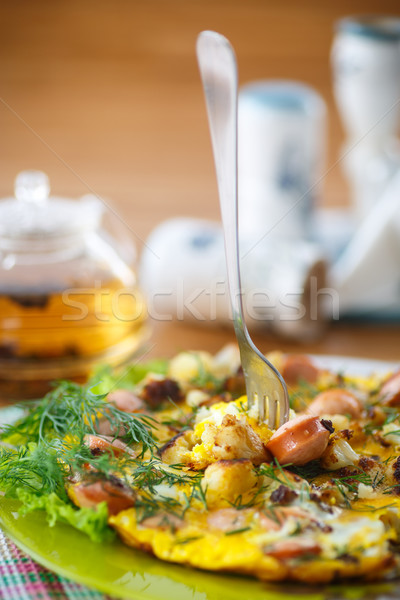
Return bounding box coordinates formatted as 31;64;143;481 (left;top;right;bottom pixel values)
16;488;115;543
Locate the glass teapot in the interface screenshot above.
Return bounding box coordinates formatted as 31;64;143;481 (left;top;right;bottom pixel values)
0;170;148;400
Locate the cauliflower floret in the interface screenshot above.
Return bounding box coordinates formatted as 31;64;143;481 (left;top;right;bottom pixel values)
381;422;400;446
160;409;270;470
320;437;359;471
357;483;377;500
212;414;270;465
327;414;352;431
186;389;210;408
159;431;196;464
201;459;259;508
168;351;213;384
194;400;242;427
211;344;240;378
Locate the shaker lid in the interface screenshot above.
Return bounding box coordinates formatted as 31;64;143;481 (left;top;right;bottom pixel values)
239;80;325;116
0;170;103;239
336;17;400;42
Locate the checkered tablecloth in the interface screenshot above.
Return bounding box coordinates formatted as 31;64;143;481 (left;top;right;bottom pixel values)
0;529;115;600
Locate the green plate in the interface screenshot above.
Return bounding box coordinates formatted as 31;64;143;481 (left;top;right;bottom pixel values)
1;357;400;600
0;496;397;600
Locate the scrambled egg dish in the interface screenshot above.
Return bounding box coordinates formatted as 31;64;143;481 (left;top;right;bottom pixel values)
67;347;400;583
4;346;400;584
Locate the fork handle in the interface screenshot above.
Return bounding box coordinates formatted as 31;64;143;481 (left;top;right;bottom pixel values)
196;31;245;333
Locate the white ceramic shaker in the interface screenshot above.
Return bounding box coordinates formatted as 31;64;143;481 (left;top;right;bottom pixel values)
238;80;326;241
332;16;400;220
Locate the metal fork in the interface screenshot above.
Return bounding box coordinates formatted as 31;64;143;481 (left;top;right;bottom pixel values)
196;30;289;428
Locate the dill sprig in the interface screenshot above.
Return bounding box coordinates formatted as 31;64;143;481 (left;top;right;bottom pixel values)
259;459;295;489
327;469;379;507
363;406;400;435
288;380;320;411
224;526;251;536
228;483;269;510
130;459;196;491
289;460;324;481
0;443;68;499
0;434;139;501
0;381;156;457
58;437;138;484
0;370;210;540
174;535;203;545
128;459;207;519
189;354;224;392
134;493;182;522
130;462;200;521
160;399;196;431
333;470;373;493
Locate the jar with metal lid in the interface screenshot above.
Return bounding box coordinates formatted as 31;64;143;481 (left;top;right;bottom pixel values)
0;170;148;400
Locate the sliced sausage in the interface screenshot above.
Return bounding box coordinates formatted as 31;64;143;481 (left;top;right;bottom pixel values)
106;389;146;413
281;355;319;386
72;476;136;515
95;418;126;437
259;506;316;531
265;539;321;560
258;512;282;531
378;371;400;406
207;507;249;532
96;390;146;436
140;512;184;531
306;388;362;418
266;415;331;466
84;434;136;457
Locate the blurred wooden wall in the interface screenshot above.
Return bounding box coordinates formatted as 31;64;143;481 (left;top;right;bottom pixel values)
0;0;398;249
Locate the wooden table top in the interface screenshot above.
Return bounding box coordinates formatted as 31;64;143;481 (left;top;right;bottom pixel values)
0;0;399;367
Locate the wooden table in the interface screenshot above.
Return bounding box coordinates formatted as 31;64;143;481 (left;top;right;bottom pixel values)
0;0;399;368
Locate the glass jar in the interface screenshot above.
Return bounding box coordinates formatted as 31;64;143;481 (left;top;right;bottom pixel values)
0;171;148;400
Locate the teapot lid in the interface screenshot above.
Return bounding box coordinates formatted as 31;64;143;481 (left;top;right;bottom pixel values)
0;170;103;240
